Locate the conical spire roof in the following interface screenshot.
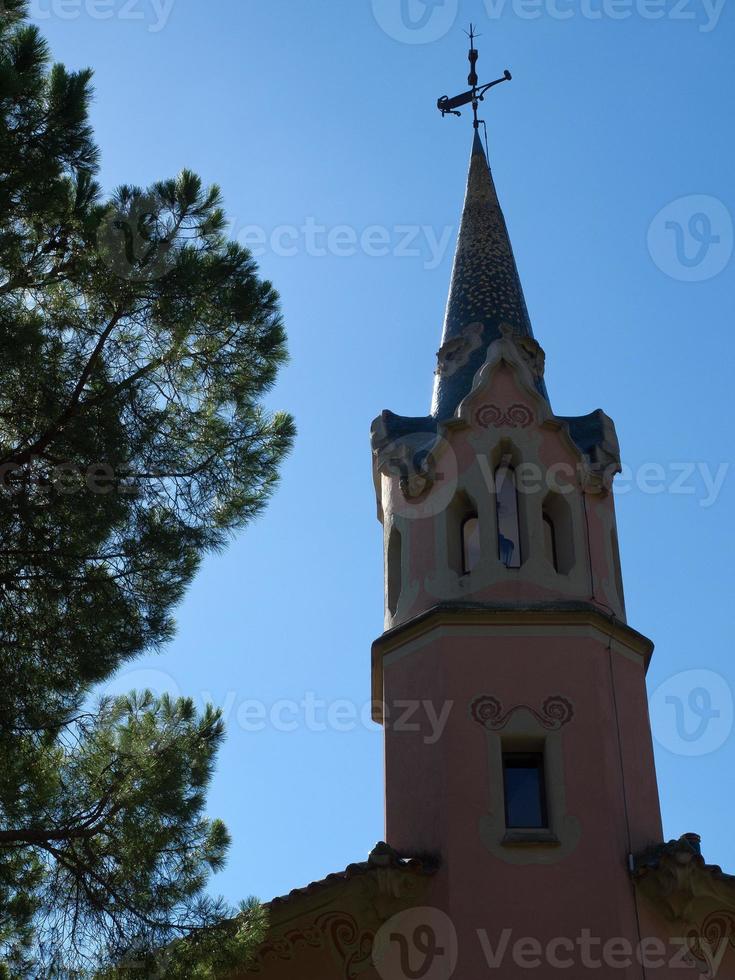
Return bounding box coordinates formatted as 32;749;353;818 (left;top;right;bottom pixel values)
431;132;548;418
372;132;616;493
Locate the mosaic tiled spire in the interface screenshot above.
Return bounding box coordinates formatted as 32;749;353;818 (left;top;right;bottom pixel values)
431;131;548;419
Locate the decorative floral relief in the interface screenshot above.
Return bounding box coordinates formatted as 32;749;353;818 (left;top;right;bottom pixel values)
250;866;425;977
475;402;534;429
254;925;323;966
318;911;375;978
253;912;374;978
470;695;574;731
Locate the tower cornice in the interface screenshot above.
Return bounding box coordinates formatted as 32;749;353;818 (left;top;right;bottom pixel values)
371;601;654;724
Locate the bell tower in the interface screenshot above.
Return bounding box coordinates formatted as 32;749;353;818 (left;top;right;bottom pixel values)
369;44;670;977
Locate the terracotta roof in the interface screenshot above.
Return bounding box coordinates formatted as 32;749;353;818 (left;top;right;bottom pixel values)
267;842;437;909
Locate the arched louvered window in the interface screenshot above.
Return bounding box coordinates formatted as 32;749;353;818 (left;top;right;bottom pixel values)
496;465;521;568
542;492;574;575
461;515;480;574
543;513;558;572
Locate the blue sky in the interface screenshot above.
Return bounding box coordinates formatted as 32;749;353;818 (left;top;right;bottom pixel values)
34;0;734;903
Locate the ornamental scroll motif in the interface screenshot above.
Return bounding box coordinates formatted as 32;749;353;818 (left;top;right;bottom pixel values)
470;695;574;731
686;911;735;979
474;403;534;429
318;912;375;978
251;912;374;978
252;925;323;967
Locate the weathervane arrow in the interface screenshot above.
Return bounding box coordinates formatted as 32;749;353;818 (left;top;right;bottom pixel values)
437;24;512;132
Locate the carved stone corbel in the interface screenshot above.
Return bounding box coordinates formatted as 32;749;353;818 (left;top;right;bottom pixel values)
578;412;622;495
633;836;735;979
375;431;445;502
435;321;484;377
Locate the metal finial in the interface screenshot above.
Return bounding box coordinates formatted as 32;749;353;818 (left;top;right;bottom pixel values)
437;26;512;132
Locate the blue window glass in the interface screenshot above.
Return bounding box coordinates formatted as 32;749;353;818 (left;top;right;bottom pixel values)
503;752;548;829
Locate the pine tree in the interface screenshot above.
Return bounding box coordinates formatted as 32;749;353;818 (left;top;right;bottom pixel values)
0;2;294;973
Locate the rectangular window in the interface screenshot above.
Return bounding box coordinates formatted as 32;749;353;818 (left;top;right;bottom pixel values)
503;752;548;829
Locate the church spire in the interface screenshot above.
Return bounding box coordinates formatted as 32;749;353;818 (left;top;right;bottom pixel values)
432;133;548;418
432;30;548;419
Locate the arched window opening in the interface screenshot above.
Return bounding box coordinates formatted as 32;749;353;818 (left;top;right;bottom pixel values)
496;465;521;569
387;526;402;617
462;515;481;575
542;492;575;575
543;513;558;572
447;491;479;576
